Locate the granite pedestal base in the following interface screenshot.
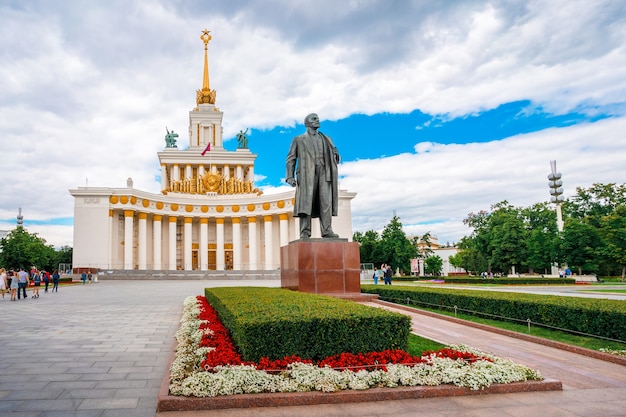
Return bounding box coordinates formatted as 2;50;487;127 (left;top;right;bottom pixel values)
280;239;376;301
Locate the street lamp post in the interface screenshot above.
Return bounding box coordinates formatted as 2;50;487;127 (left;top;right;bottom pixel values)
548;160;564;276
548;160;564;232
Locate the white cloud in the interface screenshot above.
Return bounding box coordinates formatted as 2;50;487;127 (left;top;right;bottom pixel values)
0;0;625;247
342;116;626;244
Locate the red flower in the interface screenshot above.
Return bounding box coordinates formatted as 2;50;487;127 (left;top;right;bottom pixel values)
193;296;488;372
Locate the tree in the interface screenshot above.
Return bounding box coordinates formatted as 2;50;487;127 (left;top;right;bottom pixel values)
417;231;435;258
424;255;443;275
600;205;626;281
453;236;488;275
563;183;626;276
561;218;601;275
0;226;57;271
54;246;73;269
353;230;380;265
521;203;559;274
378;216;417;274
487;202;526;274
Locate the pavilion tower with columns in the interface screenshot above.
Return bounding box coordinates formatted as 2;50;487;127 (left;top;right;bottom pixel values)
70;30;355;272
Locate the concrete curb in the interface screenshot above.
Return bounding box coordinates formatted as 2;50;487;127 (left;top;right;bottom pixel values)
157;363;562;412
156;310;563;413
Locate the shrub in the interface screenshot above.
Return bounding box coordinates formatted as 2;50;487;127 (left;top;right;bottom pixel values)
205;287;411;362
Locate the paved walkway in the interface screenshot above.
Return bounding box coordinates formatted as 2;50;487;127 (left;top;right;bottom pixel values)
0;280;624;417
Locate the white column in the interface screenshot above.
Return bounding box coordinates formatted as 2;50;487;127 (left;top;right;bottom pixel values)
248;165;254;182
248;217;257;270
279;213;289;247
184;217;193;270
223;165;230;180
216;218;225;270
185;164;192;179
232;218;241;270
200;218;208;270
153;215;162;269
264;215;273;270
168;216;177;270
108;210;113;269
138;212;147;270
160;164;168;191
172;164;180;182
198;165;205;177
236;165;243;180
124;210;134;270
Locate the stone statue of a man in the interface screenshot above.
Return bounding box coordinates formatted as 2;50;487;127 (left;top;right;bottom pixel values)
285;113;340;239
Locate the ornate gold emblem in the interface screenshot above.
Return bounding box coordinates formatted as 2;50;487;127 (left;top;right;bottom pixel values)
202;172;221;192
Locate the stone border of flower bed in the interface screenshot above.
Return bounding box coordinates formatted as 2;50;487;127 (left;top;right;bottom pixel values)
157;342;562;412
156;296;564;412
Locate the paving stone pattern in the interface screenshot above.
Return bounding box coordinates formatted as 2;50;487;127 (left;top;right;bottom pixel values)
1;279;625;417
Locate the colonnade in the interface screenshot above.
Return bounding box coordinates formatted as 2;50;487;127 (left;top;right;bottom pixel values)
115;210;293;271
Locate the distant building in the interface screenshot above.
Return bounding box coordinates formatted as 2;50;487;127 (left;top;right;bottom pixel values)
408;234;465;276
69;31;356;272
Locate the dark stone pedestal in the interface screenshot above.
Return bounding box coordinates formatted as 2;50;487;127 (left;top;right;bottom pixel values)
281;239;375;301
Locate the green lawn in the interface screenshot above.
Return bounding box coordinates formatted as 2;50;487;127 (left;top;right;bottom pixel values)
407;333;446;356
405;304;626;352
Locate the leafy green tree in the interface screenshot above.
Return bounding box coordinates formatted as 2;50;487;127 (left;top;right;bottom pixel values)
416;231;435;258
600;205;626;281
563;183;626;276
54;245;73;269
486;201;526;274
424;255;443;275
353;230;380;265
378;216;417;274
521;203;559;274
0;226;57;271
565;183;626;224
453;236;489;275
463;209;492;272
561;218;601;275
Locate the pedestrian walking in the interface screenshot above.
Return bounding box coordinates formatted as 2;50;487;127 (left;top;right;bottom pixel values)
52;270;60;292
43;270;50;292
17;267;29;299
0;268;7;300
32;270;41;298
9;270;18;301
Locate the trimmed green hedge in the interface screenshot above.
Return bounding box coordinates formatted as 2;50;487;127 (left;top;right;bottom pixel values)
205;287;411;362
361;285;626;341
385;276;576;285
440;277;576;285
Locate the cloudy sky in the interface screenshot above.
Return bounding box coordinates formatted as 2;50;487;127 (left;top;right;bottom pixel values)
1;0;625;248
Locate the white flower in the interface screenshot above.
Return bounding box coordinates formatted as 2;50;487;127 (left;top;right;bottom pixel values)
169;298;543;397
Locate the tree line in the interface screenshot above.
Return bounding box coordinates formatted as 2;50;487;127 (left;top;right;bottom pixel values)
451;183;626;280
0;226;72;272
353;216;444;276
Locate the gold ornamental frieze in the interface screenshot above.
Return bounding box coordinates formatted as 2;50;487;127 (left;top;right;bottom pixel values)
167;171;262;196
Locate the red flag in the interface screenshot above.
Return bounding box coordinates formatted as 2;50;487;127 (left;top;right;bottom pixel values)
201;143;211;156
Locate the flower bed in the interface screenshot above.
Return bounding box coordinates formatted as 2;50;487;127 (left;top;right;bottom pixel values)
169;296;543;398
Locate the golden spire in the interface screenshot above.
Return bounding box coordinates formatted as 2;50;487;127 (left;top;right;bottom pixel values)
196;29;216;105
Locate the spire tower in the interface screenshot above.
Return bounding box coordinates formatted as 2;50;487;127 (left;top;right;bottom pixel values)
196;29;217;105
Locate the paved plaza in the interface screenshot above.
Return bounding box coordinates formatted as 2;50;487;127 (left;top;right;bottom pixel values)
0;279;625;417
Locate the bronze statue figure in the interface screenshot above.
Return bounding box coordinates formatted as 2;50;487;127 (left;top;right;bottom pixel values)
286;113;340;239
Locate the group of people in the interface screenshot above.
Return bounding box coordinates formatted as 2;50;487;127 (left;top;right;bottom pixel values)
0;267;61;301
373;264;393;285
